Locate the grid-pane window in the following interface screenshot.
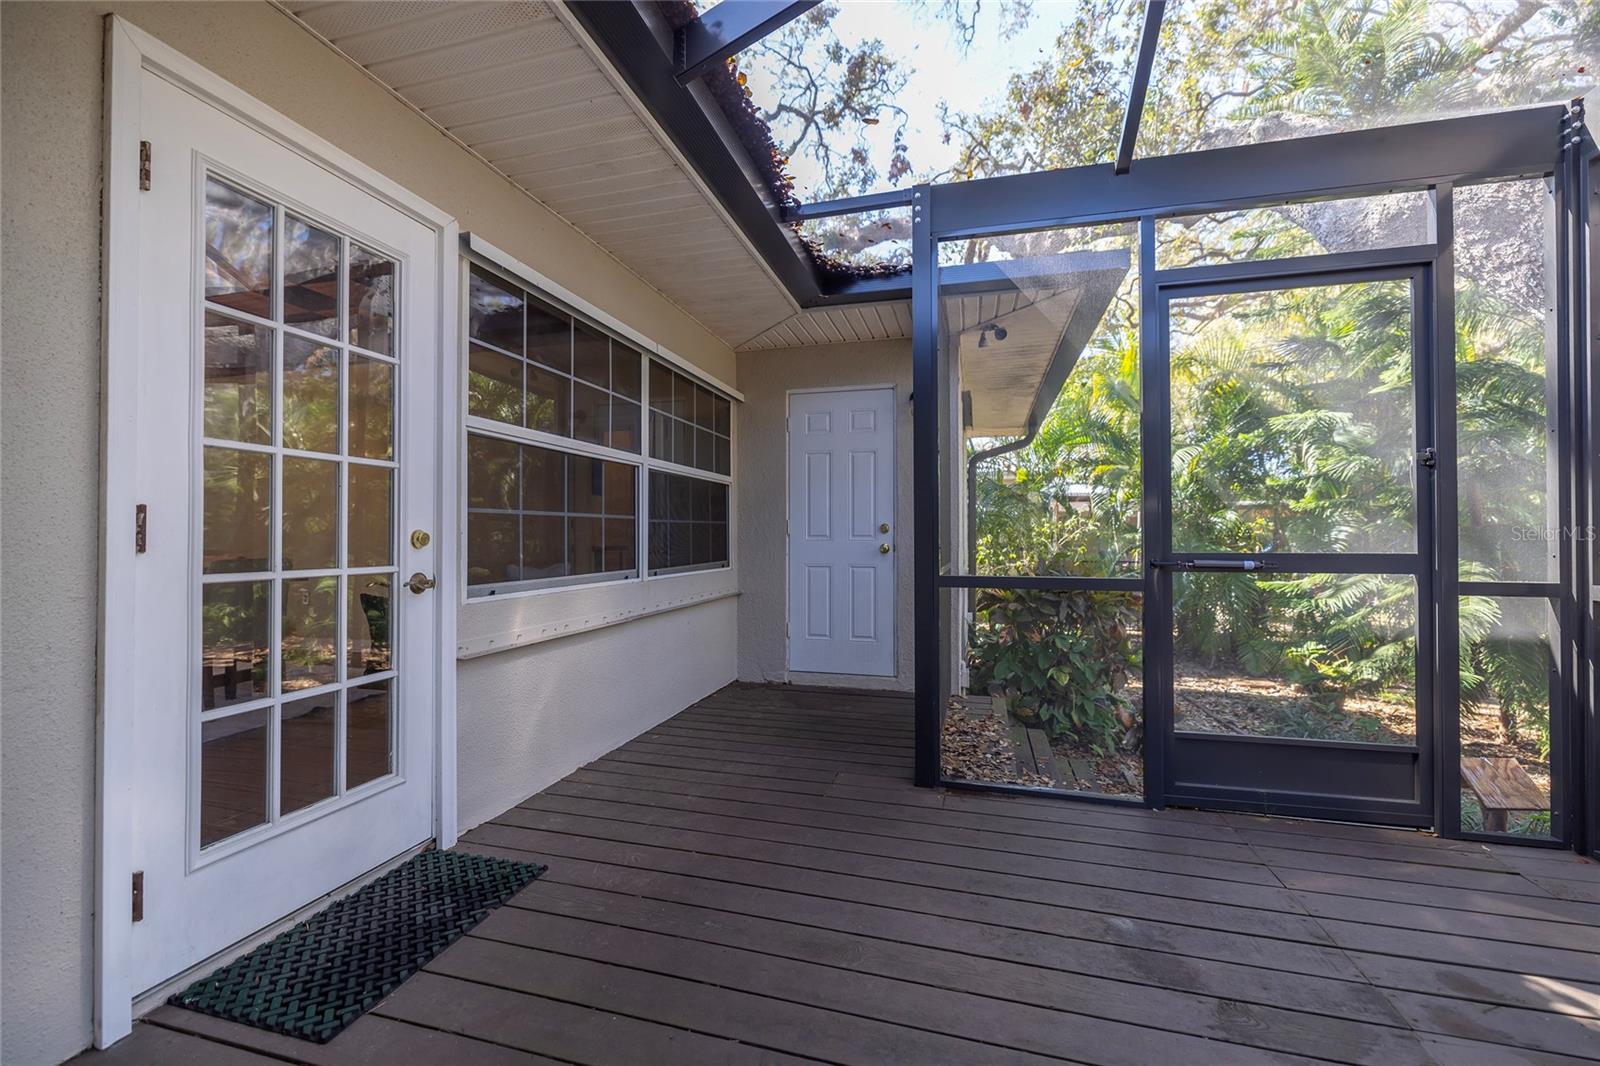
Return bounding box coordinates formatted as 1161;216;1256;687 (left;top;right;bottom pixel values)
465;260;732;594
466;435;637;590
649;471;729;574
467;265;642;453
650;360;731;475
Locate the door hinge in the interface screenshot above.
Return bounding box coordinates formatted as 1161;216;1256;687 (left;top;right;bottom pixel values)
135;503;148;553
138;140;151;191
131;871;144;922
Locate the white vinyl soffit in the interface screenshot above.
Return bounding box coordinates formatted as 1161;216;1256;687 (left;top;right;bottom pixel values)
280;0;812;348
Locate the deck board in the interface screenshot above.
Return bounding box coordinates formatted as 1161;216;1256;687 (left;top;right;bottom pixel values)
83;682;1599;1065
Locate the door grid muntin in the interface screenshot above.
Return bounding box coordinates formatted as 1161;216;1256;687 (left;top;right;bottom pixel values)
191;167;403;862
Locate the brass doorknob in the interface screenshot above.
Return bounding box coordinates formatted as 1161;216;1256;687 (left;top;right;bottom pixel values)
879;543;891;554
406;572;437;594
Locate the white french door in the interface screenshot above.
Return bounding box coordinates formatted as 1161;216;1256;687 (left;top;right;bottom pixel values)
127;69;441;995
787;387;898;677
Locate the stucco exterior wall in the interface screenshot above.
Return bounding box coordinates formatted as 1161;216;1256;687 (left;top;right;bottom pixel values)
456;597;737;831
736;340;914;692
0;5;736;1063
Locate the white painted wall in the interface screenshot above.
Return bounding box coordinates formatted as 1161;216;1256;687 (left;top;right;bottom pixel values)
736;341;914;691
0;5;737;1063
457;597;737;831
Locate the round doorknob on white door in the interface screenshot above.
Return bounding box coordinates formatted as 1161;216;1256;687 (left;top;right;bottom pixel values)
879;543;891;554
406;572;437;594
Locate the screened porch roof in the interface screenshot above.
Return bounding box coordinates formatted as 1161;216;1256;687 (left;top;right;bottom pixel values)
283;1;1596;363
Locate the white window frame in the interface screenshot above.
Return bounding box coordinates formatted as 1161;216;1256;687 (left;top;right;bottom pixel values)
456;235;741;658
643;356;735;577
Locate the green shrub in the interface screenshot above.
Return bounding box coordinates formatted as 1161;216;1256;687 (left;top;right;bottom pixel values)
969;582;1140;754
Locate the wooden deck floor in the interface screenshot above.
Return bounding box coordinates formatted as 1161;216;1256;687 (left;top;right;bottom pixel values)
85;683;1600;1065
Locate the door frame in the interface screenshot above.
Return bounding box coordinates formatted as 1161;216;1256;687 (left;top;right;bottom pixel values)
96;16;460;1046
784;383;900;679
1142;254;1440;826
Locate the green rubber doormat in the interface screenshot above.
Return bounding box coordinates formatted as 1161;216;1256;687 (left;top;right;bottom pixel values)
169;849;545;1043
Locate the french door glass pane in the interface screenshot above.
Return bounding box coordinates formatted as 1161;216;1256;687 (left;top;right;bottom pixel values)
347;354;394;460
283;335;340;454
281;456;339;571
347;680;393;788
203;178;273;319
348;245;395;356
203;446;271;574
348;576;392;676
200;708;270;847
280;691;337;815
203;312;273;444
1169;280;1416;554
282;576;338;692
347;465;393;567
283;216;339;338
1173;572;1418;745
197;175;400;848
201;582;270;711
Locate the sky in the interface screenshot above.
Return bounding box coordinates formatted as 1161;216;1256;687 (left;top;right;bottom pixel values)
739;0;1092;201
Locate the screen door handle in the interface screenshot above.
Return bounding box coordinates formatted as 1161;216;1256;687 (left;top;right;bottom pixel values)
1149;559;1265;572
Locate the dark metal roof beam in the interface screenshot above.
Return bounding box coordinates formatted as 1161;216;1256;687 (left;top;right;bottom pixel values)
1115;0;1165;175
567;0;824;304
676;1;820;85
933;104;1567;240
784;188;916;222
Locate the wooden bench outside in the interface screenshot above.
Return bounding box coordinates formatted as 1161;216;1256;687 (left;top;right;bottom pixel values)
1460;756;1547;832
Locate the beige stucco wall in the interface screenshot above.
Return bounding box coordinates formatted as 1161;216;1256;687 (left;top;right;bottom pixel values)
736;340;915;692
0;5;737;1063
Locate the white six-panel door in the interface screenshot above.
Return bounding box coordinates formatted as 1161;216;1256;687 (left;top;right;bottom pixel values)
787;388;897;677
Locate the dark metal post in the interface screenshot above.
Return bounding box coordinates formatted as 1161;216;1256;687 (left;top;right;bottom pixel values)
911;185;941;787
1560;105;1594;853
1583;129;1599;856
1137;216;1168;807
1587;139;1600;857
1428;184;1461;837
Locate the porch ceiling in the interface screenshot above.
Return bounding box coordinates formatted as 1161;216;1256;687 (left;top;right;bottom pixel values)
736;303;914;351
279;0;800;348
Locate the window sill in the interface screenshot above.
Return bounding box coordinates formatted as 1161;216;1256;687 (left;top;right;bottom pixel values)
457;567;738;659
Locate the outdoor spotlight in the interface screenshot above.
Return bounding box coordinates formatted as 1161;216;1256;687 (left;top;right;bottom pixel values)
992;325;1008;341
